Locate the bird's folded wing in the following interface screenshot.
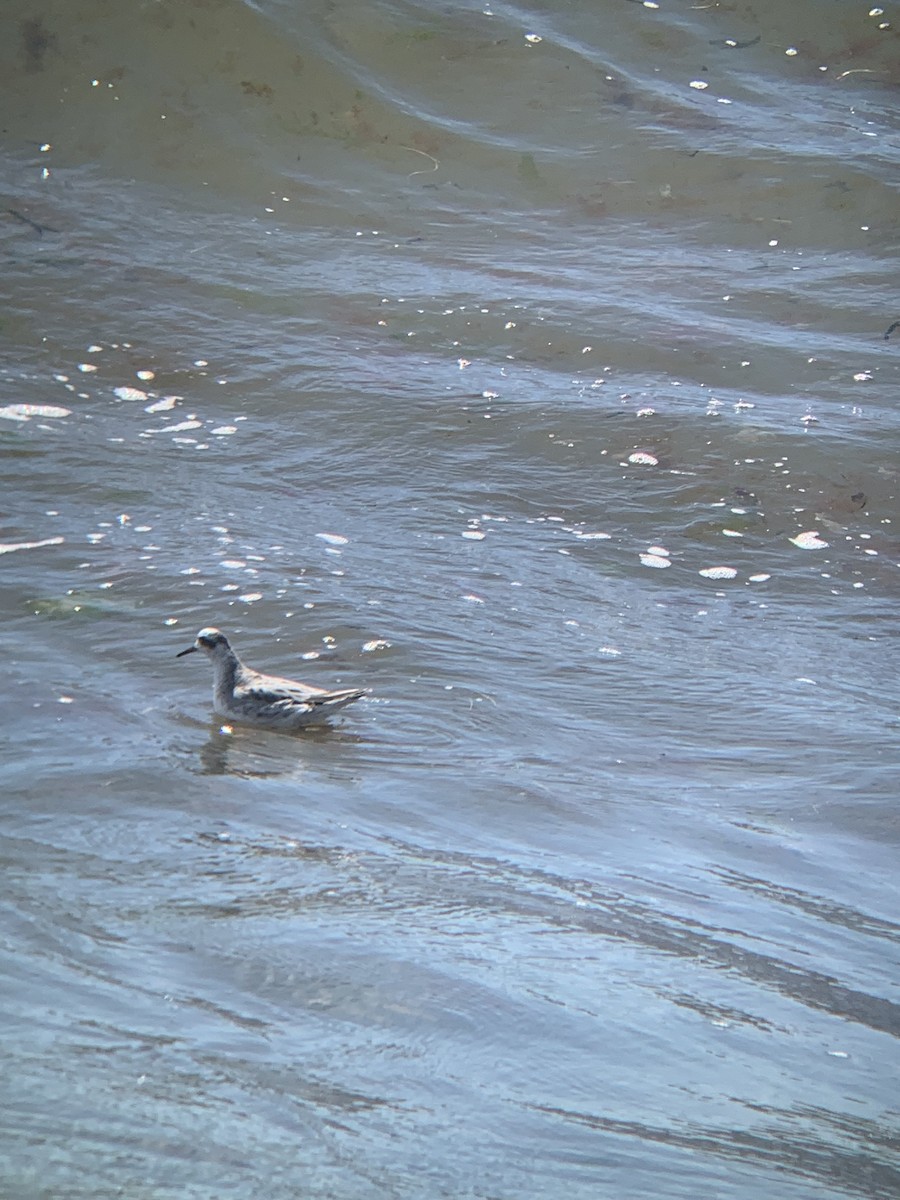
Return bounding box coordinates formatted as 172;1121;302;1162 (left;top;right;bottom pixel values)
238;680;367;711
240;683;318;710
306;687;367;707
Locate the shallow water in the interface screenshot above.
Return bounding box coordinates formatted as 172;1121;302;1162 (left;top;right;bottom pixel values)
1;1;898;1197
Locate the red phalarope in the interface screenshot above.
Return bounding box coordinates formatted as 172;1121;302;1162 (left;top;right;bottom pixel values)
177;627;368;730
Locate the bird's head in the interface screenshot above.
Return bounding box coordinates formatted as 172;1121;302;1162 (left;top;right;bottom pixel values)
176;627;232;659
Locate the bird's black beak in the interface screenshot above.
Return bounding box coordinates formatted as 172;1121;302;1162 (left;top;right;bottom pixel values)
176;645;198;658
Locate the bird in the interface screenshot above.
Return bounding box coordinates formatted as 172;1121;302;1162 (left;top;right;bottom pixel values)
177;627;368;730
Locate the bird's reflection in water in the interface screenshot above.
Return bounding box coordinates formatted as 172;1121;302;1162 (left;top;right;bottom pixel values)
194;720;368;778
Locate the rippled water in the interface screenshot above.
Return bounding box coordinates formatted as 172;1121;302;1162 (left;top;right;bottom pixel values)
1;0;898;1196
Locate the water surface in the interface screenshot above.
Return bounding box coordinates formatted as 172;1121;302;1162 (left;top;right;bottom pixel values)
1;1;898;1196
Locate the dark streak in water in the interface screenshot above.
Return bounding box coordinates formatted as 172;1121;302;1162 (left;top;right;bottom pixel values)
20;17;58;72
6;208;58;237
528;1102;900;1200
709;35;762;49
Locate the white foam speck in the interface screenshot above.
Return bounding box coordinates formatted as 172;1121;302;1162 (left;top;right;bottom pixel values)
628;451;658;466
462;530;486;540
316;533;349;546
0;404;71;421
790;530;829;549
114;386;148;402
699;566;737;580
155;420;202;433
640;553;671;569
144;396;176;413
0;536;64;555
